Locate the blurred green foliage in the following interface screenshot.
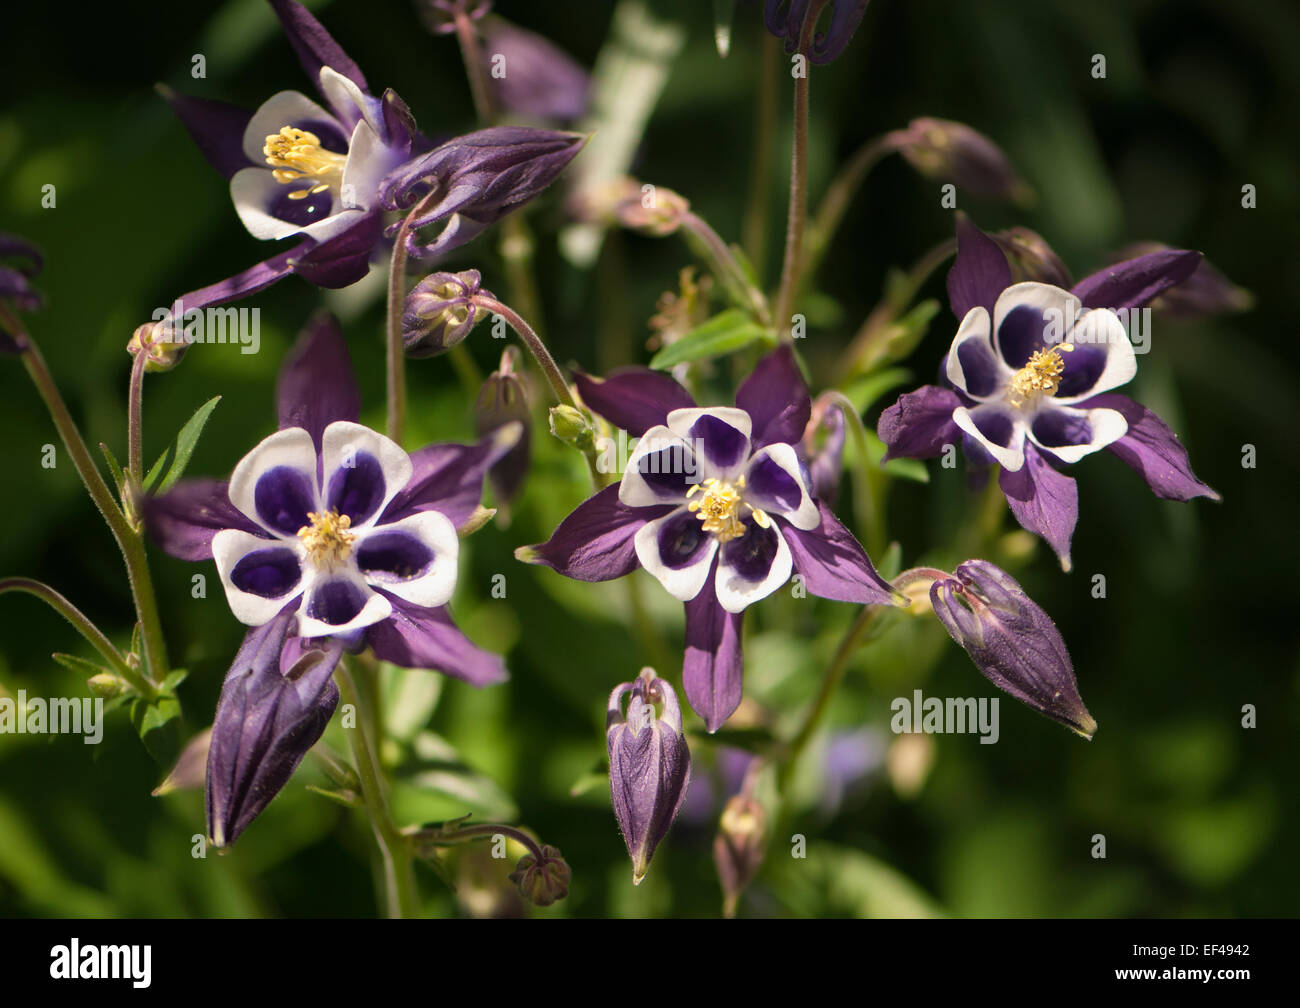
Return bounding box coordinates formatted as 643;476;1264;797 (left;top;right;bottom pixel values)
0;0;1296;917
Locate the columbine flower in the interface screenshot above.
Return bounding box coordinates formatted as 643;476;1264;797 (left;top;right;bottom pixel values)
607;668;691;884
879;215;1218;570
924;560;1096;739
146;313;514;685
764;0;870;64
157;0;582;334
402;269;486;356
0;233;42;354
520;347;898;731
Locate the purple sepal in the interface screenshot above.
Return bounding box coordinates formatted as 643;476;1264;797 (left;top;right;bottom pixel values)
383;427;520;530
164;245;304;326
764;0;870;64
735;345;811;449
268;0;368;120
519;485;669;582
683;578;745;733
1082;392;1220;502
158;87;254;180
782;503;898;605
1071;248;1202;313
606;668;691;883
289;213;383;289
878;385;962;462
572;368;697;437
276;312;361;449
931;560;1096;738
482;19;591;124
205;610;344;848
998;446;1078;571
144;479;262;562
366;597;508;686
947;213;1011;320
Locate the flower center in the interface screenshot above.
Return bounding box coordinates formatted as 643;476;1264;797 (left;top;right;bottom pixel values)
297;509;356;571
1007;344;1073;408
263;126;347;200
685;475;770;544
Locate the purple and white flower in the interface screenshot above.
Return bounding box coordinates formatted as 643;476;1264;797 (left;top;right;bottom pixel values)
879;215;1219;570
521;347;899;732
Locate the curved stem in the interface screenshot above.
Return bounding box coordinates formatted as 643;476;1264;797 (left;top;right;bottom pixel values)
472;296;575;409
0;578;134;684
127;346;147;487
771;60;810;341
454;10;495;122
436;822;548;865
681;211;770;327
386;188;443;444
336;661;419;919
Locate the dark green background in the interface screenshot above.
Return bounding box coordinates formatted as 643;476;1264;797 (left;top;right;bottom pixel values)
0;0;1295;917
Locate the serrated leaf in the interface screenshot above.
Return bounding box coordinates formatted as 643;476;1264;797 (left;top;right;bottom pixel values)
650;309;773;369
144;396;221;494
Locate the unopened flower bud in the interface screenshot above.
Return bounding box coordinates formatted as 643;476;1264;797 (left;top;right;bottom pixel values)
548;403;595;452
714;793;767;917
475;346;531;504
888;118;1031;204
603;179;691;236
402;270;486;357
930;559;1096;739
87;672;127;699
993;227;1073;288
1113;242;1252;319
607;668;691;884
803;395;847;506
509;844;571;906
128;320;186;372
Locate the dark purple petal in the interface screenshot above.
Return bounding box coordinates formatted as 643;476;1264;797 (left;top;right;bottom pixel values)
158;87;254;180
1071;249;1202;313
254;466;316;537
230;547;302;597
995;303;1049;369
947;214;1011;321
877;385;962;462
682;575;744;733
720;521;782;583
268;0;368;114
163;245;305;334
889;118;1030;202
781;502;897;605
383;428;518;529
573;368;697;437
306;578;367;626
366;597;507;686
356;530;435;582
689;413;749;471
144;478;265;562
746;455;803;514
734;345;812;449
276;311;361;449
206;612;343;847
998;445;1078;571
635;444;697;502
326;453;386;524
954;334;1003;398
518;485;670;582
289;212;383;289
1030;408;1092;450
804;399;847;506
654;507;713;571
1081;393;1220;502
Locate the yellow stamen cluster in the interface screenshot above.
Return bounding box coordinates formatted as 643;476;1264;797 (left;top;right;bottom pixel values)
297;509;355;571
1008;344;1073;408
685;475;770;544
264;126;347;200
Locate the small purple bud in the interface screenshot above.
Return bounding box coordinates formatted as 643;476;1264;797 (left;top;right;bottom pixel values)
607;668;692;884
206;613;344;848
402;269;486;357
0;233;43;352
589;178;691;236
803;394;847;506
929;560;1097;739
474;345;531;504
508;844;571;907
993;227;1073;288
1113;242;1252;319
887;118;1032;204
714;793;767;917
764;0;870;65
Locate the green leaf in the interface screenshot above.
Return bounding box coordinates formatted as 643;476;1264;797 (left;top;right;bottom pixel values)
98;443;126;497
389;731;519;825
129;693;183;765
50;652;110;677
160;668;188;693
881;299;940;364
144;396;221;494
304;784;361;809
857;430;930;484
650;309;773;369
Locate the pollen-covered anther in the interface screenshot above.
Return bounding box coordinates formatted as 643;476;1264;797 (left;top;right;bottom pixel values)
297;509;356;570
1008;344;1073;408
686;475;765;543
264;126;347;199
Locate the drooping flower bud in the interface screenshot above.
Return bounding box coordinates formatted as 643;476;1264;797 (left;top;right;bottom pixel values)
1112;242;1252;319
402;270;486;357
474;345;531;505
929;560;1096;739
547;403;596;454
887;118;1031;204
714;793;767;917
206;612;345;848
993;227;1073;288
127;320;187;373
592;178;691;236
606;668;692;884
803;394;847;506
508;844;571;907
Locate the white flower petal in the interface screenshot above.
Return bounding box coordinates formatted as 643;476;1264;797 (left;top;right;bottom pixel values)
715;523;793;614
1055;308;1137;402
320;421;413;529
1027;405;1129;464
665;407;753;480
634;506;719;602
953;404;1027;472
298;571;393;638
212;528;305;626
227;427;320;537
945;306;1010;401
354;510;459;608
744;443;818;530
618;425;698;507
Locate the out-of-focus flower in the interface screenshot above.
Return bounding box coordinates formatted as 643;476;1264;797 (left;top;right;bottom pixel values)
886;118;1032;204
0;233;42;313
802;394;847;506
418;0;492;36
993;227;1072;288
879;215;1217;570
402;269;486;357
606;668;691;884
714;792;767;917
480;17;590;124
764;0;870;64
474;345;531;505
1113;242;1252;319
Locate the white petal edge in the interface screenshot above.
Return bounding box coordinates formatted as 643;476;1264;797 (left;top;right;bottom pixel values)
953;405;1027;472
241;89;339;165
992;281;1080;362
744;443;819;530
298;572;393;639
664;407;753;481
320;421;413;529
318;67;383;136
355;510;460;608
945;306;1009;402
212;528;306;627
1055;308;1137;403
227;426;320;536
715;524;794;614
633;508;719;602
1027;405;1129;464
618;425;697;508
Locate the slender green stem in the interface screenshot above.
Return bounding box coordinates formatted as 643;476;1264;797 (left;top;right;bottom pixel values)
472;296;575;409
454;10;495;122
681;211;770;327
0;578;135;684
428;822;548;864
820;391;885;560
386;189;443;444
336;661;419;919
742;31;780;271
127;346;147;487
